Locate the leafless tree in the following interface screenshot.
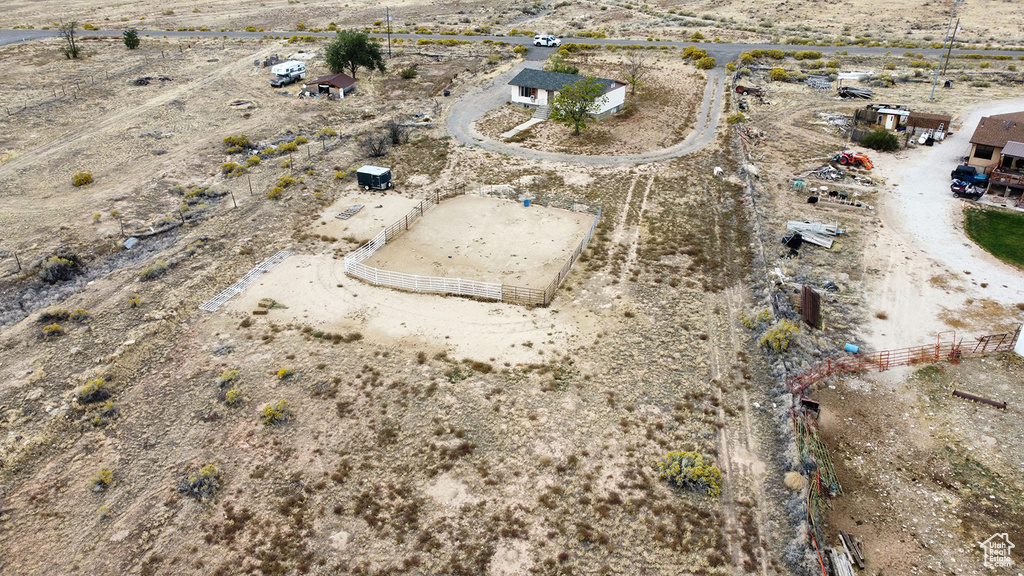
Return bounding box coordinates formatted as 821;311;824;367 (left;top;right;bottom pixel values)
622;50;650;96
58;19;81;59
361;133;389;157
386;118;409;146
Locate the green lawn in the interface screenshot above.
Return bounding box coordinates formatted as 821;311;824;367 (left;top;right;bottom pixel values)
963;206;1024;269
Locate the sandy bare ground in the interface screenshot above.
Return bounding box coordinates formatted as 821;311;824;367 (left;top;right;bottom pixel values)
318;193;425;243
220;254;602;365
362;195;595;287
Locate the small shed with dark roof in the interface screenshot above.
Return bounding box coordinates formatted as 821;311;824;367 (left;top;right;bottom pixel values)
906;111;951;139
507;69;626;117
300;73;357;98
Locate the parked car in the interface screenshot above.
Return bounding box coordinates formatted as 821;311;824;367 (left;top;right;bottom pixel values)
951;179;984;200
950;164;989;186
533;35;561;47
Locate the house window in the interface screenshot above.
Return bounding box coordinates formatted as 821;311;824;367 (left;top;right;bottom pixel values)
974;145;995;160
519;86;536;99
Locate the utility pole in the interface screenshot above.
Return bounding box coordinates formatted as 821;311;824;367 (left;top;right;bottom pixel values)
931;0;963;100
386;7;392;58
942;18;961;75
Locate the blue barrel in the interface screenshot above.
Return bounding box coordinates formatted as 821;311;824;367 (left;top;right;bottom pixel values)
524;199;530;207
844;343;859;354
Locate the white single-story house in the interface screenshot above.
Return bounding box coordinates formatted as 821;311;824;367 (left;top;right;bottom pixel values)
299;73;356;98
507;69;626;117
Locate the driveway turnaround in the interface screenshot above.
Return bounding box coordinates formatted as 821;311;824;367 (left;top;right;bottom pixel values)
446;61;726;166
875;98;1024;304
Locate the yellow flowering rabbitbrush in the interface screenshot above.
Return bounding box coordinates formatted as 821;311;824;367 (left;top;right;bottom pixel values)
656;451;722;497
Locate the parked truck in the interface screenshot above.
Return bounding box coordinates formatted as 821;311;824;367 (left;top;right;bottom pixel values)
269;60;306;87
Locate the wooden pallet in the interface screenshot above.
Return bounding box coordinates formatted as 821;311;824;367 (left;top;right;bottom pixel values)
335;204;364;220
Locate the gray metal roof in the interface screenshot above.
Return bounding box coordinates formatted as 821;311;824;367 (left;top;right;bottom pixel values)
508;69;620;93
1002;141;1024;158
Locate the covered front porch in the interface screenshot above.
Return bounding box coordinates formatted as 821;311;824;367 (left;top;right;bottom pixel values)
989;141;1024;207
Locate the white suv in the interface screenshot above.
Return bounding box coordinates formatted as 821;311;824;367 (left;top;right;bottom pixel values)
533;35;561;47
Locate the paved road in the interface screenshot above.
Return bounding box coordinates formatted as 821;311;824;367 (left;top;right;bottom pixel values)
446;60;726;166
4;28;1022;61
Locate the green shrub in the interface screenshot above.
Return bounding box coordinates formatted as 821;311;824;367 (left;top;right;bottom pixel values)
759;319;799;352
216;370;238;387
220;162;239;174
178;464;221;500
224;388;242;406
91;468;113;490
223;134;252;153
769;67;788;81
656;451;722;497
40;254;80;283
38;308;71;323
123;29;140;49
695;56;716;70
767;49;785;59
739;52;754;65
245;155;261;167
128;296;142;308
262;399;292;425
512;45;528;56
140;260;168;280
267;188;282;200
70;308;91;321
277;367;294;380
741;308;771;329
77;378;110;403
42;323;65;338
399;67;418;79
316;128;338;140
72;172;94;187
726;112;745;125
861;129;900;152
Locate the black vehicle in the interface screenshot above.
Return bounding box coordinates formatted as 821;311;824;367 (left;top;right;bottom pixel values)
951;179;984;200
950;165;989;186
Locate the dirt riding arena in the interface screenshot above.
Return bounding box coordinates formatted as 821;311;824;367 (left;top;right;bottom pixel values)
362;194;596;288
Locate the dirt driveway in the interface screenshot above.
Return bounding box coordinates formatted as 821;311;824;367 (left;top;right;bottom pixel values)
864;99;1024;350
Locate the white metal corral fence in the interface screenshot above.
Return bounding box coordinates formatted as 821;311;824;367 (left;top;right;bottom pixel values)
343;230;503;301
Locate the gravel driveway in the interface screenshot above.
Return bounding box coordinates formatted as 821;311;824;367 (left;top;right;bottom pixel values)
876;98;1024;305
445;61;726;166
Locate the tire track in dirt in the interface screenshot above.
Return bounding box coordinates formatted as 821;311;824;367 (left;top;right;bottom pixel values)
618;172;654;282
709;285;772;575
